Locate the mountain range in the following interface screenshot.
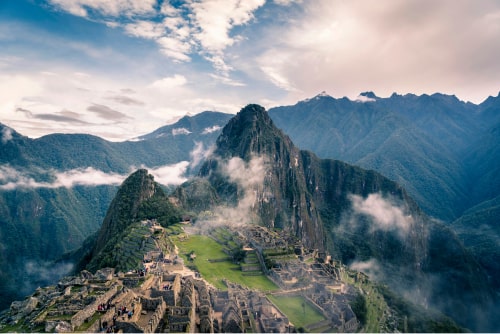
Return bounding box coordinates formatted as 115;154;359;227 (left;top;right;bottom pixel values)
0;92;499;331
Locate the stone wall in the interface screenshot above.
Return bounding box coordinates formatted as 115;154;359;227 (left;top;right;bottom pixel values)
70;285;117;329
116;321;143;333
122;277;143;288
140;298;166;333
241;264;262;272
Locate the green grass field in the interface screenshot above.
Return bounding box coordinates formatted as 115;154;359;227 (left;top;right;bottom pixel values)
267;295;326;329
173;234;278;291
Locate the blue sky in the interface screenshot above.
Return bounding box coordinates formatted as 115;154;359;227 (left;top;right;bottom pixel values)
1;0;500;140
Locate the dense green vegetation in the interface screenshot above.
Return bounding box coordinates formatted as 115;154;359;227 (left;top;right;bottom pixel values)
269;92;496;223
0;185;117;307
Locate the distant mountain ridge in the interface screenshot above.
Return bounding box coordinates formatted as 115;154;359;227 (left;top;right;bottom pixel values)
268;91;497;221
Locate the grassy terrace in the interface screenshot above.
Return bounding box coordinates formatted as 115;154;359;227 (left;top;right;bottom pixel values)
267;295;326;329
172;234;278;292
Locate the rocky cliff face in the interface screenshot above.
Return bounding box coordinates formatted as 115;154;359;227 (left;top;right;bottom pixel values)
197;104;326;250
189;104;495;331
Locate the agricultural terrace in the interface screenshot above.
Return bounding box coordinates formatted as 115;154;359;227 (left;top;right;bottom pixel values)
267;295;327;330
172;233;278;292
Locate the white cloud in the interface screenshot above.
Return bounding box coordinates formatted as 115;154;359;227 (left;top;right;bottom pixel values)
209;73;246;87
260;65;297;92
190;0;265;72
349;259;383;280
189;141;215;168
148;162;189;186
350;193;413;238
0;162;191;190
0;166;125;190
202;125;222;134
48;0;156;18
193;155;269;231
224;156;267;190
48;0;266;76
1;127;13;143
150;74;188;90
124;20;166;39
172;127;191;136
354;95;376;103
156;37;192;62
255;0;500;103
55;167;125;187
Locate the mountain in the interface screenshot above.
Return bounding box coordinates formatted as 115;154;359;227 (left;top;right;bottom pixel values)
266;93;500;325
267;92;491;222
0;168;464;333
76;169;182;273
1;93;499;330
1;111;232;173
0;112;230;308
176;104;496;331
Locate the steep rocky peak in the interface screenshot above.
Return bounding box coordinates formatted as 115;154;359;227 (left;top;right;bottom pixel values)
214;104;292;160
92;169;163;257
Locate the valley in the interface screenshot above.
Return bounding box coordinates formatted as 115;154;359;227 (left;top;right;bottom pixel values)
0;100;498;332
0;219;459;333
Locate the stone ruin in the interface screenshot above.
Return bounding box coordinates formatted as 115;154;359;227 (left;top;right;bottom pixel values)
1;224;364;333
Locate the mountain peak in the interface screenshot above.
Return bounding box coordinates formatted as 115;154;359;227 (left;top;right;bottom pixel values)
212;104;286;160
91;169;164;259
355;91;379;102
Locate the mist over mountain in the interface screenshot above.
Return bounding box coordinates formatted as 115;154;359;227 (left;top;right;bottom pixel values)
175;104;496;331
0;112;230;308
268;91;498;222
0;92;499;331
266;93;500;322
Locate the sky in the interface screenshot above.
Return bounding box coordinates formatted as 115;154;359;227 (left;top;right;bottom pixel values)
1;0;500;141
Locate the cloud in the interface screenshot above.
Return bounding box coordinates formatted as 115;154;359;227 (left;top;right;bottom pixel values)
223;156;267;190
1;127;13;143
354;95;376;103
172;127;191;136
189;141;215;168
47;0;156;18
260;65;297;92
209;73;246;87
150;74;187;90
124;20;166;39
350;193;413;238
202;125;222;134
190;0;265;63
32;113;89;124
192;155;269;232
147;162;190;186
255;0;500;103
21;260;74;296
0;162;191;190
47;0;266;75
349;259;383;280
0;165;125;190
273;0;302;4
55;167;125;187
87;103;130;121
156;36;192;62
106;95;145;106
